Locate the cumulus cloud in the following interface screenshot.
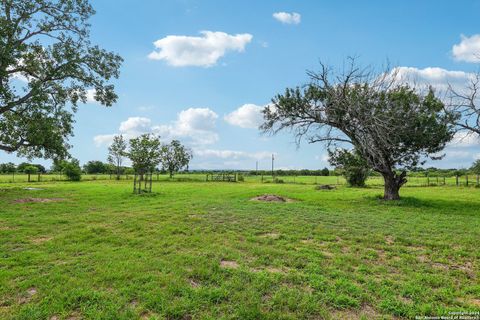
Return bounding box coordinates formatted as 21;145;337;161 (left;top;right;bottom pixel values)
119;117;152;134
194;149;272;160
148;31;253;67
153;108;219;145
273;12;301;25
93;134;117;147
389;66;475;93
224;104;265;129
449;131;480;147
93;108;219;147
452;34;480;63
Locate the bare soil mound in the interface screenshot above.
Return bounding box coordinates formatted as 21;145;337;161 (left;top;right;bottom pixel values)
251;194;293;202
13;198;65;204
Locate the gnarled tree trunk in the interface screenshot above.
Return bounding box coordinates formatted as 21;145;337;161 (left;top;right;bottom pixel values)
381;171;407;200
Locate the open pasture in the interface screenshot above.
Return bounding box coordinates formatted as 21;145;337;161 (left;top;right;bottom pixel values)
0;180;479;319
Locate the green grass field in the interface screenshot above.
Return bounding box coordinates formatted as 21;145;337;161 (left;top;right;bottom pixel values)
0;180;479;319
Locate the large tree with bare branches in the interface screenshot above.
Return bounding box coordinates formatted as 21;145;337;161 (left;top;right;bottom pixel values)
449;72;480;135
0;0;123;159
261;60;457;200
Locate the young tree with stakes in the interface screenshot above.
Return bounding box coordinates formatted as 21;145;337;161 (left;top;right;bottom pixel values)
261;59;457;200
107;135;127;179
160;140;193;178
0;0;123;159
126;134;161;193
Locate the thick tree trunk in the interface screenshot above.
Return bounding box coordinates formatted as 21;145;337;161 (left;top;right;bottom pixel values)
381;171;407;200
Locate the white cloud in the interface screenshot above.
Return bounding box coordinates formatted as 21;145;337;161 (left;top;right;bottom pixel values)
93;134;116;147
449;131;480;147
315;154;330;162
273;12;301;25
148;31;253;67
153;108;219;145
452;34;480;63
224;104;264;129
119;117;152;134
194;149;272;160
85;88;98;104
390;66;475;93
93;108;219;147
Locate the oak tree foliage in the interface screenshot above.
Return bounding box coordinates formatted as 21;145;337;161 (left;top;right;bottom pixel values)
0;0;123;159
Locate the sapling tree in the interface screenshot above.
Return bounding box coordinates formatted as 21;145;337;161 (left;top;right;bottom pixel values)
107;135;127;179
0;0;123;159
126;134;162;193
62;159;82;181
329;149;369;187
261;59;457;200
160;140;193;178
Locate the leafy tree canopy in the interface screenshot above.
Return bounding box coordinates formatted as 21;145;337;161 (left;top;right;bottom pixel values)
160;140;193;178
127;134;162;174
0;0;123;159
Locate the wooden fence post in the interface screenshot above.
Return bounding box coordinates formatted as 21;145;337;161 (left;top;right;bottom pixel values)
466;175;469;187
456;175;459;186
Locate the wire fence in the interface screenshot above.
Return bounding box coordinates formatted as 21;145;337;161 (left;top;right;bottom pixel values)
1;172;479;187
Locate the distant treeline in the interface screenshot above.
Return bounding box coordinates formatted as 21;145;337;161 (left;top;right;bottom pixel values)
1;161;479;177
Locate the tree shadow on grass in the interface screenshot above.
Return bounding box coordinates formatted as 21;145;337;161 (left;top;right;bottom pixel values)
363;194;480;216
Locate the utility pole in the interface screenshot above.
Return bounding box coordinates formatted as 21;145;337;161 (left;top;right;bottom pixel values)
271;154;275;179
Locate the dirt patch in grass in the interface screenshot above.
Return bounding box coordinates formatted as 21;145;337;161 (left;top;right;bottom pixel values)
18;287;37;304
66;311;82;320
13;198;65;204
468;298;480;307
220;260;239;269
189;279;200;288
250;195;295;202
385;236;395;245
259;232;281;239
251;266;290;274
330;304;381;319
31;236;53;244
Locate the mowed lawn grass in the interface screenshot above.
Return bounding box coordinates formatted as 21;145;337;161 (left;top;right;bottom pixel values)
0;181;479;319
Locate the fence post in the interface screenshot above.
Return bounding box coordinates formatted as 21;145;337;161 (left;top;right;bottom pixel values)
261;174;263;183
466;175;469;187
443;177;446;185
456;175;459;186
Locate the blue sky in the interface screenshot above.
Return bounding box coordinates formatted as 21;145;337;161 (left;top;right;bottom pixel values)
2;0;480;170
